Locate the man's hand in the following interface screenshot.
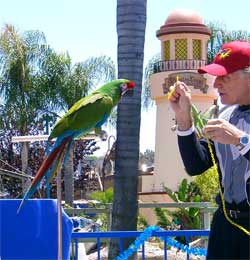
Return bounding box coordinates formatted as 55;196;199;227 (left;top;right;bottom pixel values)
168;81;193;131
204;118;245;145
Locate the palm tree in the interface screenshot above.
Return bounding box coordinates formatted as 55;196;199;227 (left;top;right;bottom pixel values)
0;24;51;191
108;0;147;259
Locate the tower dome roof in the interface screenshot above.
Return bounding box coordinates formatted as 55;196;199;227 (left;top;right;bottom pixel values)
156;9;211;37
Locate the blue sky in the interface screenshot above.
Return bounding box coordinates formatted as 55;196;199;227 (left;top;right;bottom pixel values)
2;0;250;64
1;0;250;154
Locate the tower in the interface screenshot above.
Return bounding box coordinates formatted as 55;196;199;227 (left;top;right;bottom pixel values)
146;9;217;192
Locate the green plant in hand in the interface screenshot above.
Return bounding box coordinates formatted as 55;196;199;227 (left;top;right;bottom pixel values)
192;103;219;139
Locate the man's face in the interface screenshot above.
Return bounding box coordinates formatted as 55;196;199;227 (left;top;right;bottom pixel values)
214;70;250;105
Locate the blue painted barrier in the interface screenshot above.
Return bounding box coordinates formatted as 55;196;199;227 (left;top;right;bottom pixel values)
0;199;73;260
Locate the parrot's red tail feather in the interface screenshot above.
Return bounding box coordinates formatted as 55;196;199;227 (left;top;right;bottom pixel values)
17;137;71;214
29;137;70;191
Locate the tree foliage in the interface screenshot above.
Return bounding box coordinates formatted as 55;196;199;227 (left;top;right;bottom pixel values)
142;53;160;108
0;128;100;198
139;149;154;169
206;21;250;63
0;24;53;135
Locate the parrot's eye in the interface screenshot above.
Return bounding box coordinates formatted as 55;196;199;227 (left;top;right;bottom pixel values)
121;83;127;89
120;83;128;94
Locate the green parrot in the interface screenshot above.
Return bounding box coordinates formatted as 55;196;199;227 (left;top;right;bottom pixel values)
17;79;135;212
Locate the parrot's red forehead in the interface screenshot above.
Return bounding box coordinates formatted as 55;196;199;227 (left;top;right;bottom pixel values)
128;81;135;89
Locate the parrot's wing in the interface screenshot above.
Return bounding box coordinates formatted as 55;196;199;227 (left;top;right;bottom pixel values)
66;92;103;115
50;93;114;138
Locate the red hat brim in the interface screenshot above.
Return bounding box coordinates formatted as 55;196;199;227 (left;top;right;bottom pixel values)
198;63;229;76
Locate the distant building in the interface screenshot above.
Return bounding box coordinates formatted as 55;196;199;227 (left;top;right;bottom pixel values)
140;9;217;193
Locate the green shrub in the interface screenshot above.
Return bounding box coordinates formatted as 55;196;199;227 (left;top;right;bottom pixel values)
90;187;113;204
193;166;219;205
137;214;148;230
159;179;202;230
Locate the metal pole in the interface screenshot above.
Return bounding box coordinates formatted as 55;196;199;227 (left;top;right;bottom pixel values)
204;212;210;230
45;115;51;198
57;169;62;260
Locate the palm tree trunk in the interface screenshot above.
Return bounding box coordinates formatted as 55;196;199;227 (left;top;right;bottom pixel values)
108;1;147;259
64;148;74;206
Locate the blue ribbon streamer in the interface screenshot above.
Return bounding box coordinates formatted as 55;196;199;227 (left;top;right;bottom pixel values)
114;226;207;260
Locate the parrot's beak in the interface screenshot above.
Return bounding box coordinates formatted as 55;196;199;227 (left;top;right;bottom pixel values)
125;88;134;97
122;81;135;97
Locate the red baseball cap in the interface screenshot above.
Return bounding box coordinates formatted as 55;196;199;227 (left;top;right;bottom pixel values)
198;41;250;76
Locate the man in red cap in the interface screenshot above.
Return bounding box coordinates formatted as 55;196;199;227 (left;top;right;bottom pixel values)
169;41;250;259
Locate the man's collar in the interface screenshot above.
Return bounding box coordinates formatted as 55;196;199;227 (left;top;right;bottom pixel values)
238;105;250;111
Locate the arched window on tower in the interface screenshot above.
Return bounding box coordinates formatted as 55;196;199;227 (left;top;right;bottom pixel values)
164;40;170;60
175;39;187;60
193;39;202;59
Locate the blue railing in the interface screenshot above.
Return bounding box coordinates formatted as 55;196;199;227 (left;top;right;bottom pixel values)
71;229;210;260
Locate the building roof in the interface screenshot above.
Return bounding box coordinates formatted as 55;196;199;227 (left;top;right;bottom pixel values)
156;9;211;37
